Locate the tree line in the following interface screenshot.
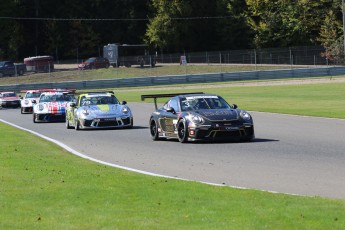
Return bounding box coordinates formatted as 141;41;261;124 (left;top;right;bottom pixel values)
0;0;343;61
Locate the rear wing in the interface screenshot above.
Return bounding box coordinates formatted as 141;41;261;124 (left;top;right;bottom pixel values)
21;88;76;93
76;91;115;95
141;92;204;110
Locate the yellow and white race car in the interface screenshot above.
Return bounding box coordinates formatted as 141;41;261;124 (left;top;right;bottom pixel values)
65;91;133;130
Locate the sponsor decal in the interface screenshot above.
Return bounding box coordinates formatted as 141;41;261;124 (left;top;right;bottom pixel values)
97;104;110;112
185;96;218;99
48;102;67;113
201;110;233;116
225;127;239;131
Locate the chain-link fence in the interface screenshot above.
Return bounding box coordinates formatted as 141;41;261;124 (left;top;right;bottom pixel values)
25;45;333;79
56;46;328;66
155;46;328;66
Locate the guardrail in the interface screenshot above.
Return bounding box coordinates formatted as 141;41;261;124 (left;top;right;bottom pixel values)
1;66;345;92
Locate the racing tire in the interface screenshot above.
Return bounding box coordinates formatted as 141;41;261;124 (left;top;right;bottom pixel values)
150;119;159;141
66;117;72;129
74;118;80;130
124;119;133;129
21;107;24;114
177;119;188;143
33;113;37;123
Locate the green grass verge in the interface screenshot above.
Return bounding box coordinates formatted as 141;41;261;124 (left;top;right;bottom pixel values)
0;64;301;85
114;81;345;119
1;122;345;229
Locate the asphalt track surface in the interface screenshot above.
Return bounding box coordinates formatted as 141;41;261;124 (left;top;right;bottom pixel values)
1;103;345;199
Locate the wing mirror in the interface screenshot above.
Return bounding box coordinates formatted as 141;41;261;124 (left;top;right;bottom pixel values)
32;99;36;104
69;102;76;107
122;101;127;105
232;104;238;109
166;107;176;114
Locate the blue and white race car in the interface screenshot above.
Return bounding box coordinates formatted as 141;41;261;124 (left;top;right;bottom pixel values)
65;91;133;130
32;90;75;123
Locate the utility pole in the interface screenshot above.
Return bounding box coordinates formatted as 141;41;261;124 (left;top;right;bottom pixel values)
342;0;345;56
35;0;39;56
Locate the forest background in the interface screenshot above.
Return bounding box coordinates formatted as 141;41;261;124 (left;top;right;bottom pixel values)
0;0;343;62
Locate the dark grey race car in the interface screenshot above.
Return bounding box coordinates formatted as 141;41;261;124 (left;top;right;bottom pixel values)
141;92;255;143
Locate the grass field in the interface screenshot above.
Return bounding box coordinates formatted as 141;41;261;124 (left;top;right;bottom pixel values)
1;122;345;230
0;63;303;85
115;80;345;119
1;67;345;229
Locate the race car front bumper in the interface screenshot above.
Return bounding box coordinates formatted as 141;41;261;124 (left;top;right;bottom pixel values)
187;123;254;142
1;100;21;108
79;116;133;129
21;106;33;113
34;113;66;122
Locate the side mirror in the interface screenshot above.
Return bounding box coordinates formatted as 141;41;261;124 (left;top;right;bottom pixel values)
69;102;76;108
232;104;238;109
166;107;176;114
122;101;127;105
32;99;36;104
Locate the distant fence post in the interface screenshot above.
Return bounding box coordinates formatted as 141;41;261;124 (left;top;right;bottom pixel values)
76;48;79;64
289;47;293;67
14;64;17;77
254;49;257;70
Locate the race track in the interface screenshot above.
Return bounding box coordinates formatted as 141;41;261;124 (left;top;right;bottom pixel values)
1;103;345;199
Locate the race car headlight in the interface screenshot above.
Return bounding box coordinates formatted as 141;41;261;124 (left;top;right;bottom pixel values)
240;111;251;121
122;106;129;114
24;100;29;105
82;109;89;115
190;114;204;124
38;104;45;111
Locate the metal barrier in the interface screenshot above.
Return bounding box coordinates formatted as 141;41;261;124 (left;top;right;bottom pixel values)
1;66;344;92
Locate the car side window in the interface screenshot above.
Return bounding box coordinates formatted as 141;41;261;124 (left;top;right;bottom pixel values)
162;101;169;110
169;98;180;112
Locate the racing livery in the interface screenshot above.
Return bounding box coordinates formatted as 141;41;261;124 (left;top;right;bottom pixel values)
142;93;254;143
65;91;133;130
20;90;43;114
32;90;75;123
0;91;21;108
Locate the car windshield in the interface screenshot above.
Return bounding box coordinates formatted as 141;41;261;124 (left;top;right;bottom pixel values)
26;92;41;98
180;96;231;111
40;94;74;102
80;95;119;106
3;93;16;97
85;58;96;63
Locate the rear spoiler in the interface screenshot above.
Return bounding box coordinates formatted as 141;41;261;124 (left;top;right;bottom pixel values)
21;88;76;93
70;91;115;97
141;92;204;109
77;91;114;95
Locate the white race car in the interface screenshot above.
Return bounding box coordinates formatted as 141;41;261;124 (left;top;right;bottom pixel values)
33;90;75;123
20;90;44;114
